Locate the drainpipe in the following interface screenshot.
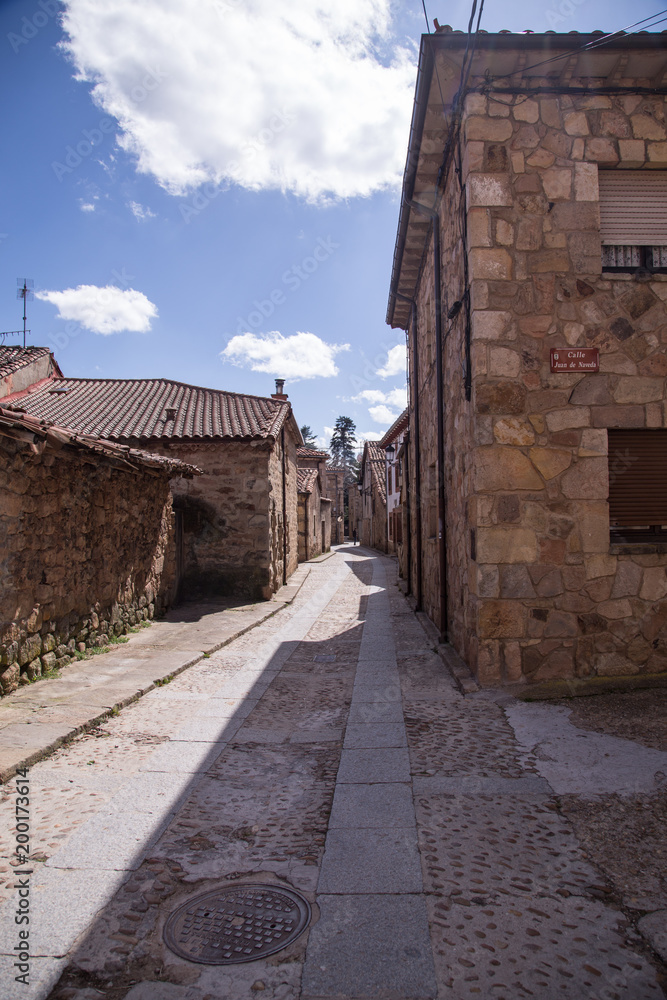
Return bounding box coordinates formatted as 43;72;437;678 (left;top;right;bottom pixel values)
281;426;287;585
395;294;422;612
402;195;448;642
304;493;309;562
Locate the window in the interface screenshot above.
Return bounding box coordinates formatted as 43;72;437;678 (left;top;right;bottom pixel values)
387;466;393;495
608;429;667;542
599;171;667;274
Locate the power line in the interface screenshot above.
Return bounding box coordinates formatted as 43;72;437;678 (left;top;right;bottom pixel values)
421;0;430;33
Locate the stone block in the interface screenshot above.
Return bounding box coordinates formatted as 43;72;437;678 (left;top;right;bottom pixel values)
560;458;608;499
545;408;590;432
476;526;538;564
631;114;666;140
465;117;513;142
495;220;514;246
540;99;561;128
585;138;619;163
586;554;617;579
529;447;571;480
618;139;646;167
576;502;610;552
474;447;544;492
467;207;491;247
499;565;536;598
592;405;645;428
470;248;513;281
598;599;633;620
528;250;571;274
613;377;664;404
544;611;578;636
542;167;572;200
515;218;543;251
647;142;667;164
512;99;539;123
569;376;612;406
468;173;514;208
476;381;526;415
610;560;643;598
564;112;589;136
488;348;522;379
472;309;512;341
638;352;667;377
640;567;667;602
25;657;41;680
0;662;20;695
476;564;500;598
526;148;555;168
478;600;527;639
493;417;534;445
18;633;42;667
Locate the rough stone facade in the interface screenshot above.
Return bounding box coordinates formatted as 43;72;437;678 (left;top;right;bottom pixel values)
388;31;667;685
359;441;388;552
297;471;331;561
142;432;299;601
0;423;192;696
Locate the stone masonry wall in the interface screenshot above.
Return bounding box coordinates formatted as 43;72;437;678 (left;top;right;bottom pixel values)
298;479;323;562
268;427;299;593
0;438;177;696
142;439;274;600
409;156;471;650
462;87;667;684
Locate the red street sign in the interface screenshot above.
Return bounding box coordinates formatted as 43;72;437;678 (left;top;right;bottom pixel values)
550;348;599;373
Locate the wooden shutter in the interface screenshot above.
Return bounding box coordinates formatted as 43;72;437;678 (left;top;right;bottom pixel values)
608;429;667;526
599;171;667;246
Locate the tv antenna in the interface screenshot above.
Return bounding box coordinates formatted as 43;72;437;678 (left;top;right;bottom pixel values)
17;278;33;348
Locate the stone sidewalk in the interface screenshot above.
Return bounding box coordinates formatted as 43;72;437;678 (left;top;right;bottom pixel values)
0;563;314;782
0;548;665;1000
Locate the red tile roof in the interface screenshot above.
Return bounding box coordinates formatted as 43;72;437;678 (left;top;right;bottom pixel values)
0;406;200;477
5;377;293;442
365;441;387;506
0;346;62;380
380;408;409;449
297;446;329;459
297;469;319;494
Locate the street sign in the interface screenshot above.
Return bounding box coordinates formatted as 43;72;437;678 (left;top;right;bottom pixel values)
550;348;599;373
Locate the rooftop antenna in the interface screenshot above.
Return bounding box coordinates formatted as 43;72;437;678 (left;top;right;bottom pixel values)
17;278;33;348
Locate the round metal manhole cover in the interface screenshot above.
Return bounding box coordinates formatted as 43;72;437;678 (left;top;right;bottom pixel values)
163;884;311;965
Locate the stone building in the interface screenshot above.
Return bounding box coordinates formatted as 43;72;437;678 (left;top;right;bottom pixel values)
297;469;332;561
381;409;409;556
0;406;198;695
5;366;302;601
387;29;667;685
325;466;347;543
0;346;62;398
358;440;388;551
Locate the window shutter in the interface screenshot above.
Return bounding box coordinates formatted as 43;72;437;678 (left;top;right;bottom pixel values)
599;171;667;246
608;429;667;526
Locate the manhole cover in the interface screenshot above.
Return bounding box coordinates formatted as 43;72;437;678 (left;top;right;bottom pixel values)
163;884;311;964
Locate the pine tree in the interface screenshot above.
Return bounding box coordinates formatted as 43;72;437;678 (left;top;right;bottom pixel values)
330;416;356;469
300;424;318;448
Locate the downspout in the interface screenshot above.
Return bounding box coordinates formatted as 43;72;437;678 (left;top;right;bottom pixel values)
281;426;287;585
396;294;422;610
305;493;309;562
402;195;448;642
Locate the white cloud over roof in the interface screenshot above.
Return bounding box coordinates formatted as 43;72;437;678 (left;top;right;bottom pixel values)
369;403;398;425
221;331;350;380
36;284;158;334
377;343;406;378
60;0;415;202
352;387;407;408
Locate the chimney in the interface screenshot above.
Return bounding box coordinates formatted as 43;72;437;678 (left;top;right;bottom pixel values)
272;377;288;400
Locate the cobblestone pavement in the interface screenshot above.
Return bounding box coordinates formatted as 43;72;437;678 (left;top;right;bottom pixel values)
0;549;665;1000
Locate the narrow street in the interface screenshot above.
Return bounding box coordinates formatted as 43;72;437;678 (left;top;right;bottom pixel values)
1;548;665;1000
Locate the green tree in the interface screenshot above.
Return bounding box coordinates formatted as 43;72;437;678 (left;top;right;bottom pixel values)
330;416;356;469
300;424;318;448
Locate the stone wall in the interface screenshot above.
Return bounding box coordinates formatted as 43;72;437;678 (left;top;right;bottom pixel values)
298;478;324;561
268;427;299;591
0;438;177;695
462;89;667;683
143;439;274;600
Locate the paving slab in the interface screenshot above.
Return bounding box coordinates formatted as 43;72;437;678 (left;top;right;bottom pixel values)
318;828;422;893
343;723;407;749
301;894;437;999
336;747;411;783
328;782;416;829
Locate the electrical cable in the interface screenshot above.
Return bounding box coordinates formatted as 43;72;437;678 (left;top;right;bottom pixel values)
421;0;431;33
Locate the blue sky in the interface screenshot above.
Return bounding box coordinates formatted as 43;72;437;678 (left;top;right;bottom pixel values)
0;0;658;447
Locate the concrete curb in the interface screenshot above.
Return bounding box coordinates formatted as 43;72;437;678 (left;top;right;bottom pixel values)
0;566;312;783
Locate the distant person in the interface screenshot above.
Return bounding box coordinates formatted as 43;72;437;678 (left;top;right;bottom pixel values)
353;529;358;546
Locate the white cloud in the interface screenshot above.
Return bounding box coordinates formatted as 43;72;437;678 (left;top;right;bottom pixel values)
79;201;96;212
36;284;158;335
357;429;382;443
60;0;415;202
369;404;397;425
128;200;156;220
221;331;349;380
352;387;406;408
377;343;406;378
